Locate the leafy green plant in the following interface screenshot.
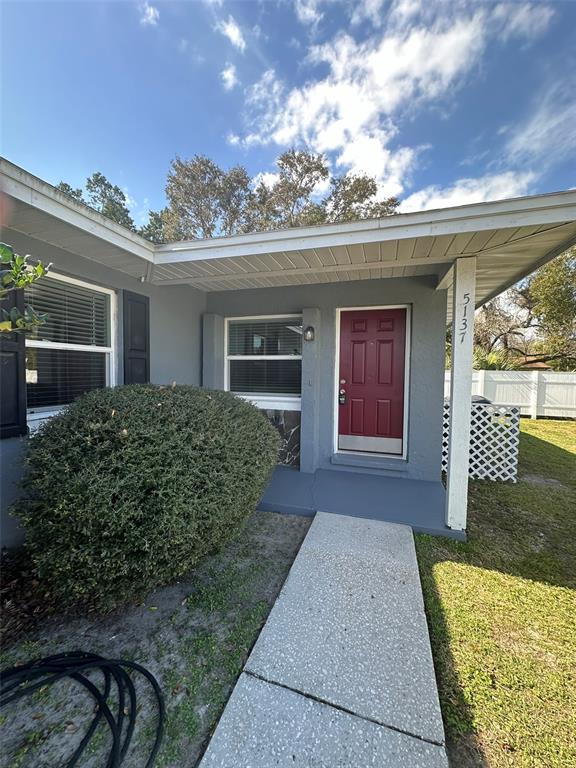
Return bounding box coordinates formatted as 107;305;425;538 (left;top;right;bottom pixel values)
15;385;280;609
0;243;50;333
472;349;520;370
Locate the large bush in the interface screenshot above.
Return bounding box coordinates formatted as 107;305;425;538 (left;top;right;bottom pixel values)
16;385;280;609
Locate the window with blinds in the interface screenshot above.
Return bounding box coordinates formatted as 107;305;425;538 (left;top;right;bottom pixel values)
24;275;114;411
227;317;302;397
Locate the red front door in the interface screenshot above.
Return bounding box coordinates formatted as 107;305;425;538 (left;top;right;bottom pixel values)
338;308;407;454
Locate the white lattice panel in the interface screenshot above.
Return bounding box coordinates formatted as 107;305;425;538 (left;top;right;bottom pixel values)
443;403;520;482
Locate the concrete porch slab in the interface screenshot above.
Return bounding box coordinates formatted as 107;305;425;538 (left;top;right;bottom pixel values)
199;672;449;768
259;465;464;540
246;512;446;745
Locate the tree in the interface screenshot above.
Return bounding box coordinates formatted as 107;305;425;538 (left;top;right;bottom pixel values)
269;149;329;228
55;181;85;203
0;243;50;333
56;150;401;245
471;248;576;369
325;173;399;222
56;172;136;231
516;249;576;368
473;298;527;356
85;172;135;230
164;156;252;240
242;179;280;233
137;209;168;245
163;149;399;240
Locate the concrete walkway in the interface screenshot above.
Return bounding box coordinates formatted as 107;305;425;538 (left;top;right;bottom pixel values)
199;512;449;767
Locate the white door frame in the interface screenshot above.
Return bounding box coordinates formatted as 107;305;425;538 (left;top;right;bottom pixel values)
333;305;411;460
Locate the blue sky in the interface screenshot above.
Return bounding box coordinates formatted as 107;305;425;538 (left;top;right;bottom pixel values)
1;0;575;225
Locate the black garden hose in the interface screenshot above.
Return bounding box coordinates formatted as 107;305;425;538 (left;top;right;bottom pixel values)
0;650;165;767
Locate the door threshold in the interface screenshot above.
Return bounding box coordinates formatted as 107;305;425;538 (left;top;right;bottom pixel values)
331;452;409;473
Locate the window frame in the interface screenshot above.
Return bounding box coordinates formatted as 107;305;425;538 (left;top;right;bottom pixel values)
224;314;303;412
25;272;118;423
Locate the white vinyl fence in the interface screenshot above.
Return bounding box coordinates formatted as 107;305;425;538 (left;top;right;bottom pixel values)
444;370;576;419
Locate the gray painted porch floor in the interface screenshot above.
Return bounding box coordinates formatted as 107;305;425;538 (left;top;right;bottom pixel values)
199;512;449;767
259;465;462;539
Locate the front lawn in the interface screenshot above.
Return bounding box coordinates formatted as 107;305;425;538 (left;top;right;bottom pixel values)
0;511;310;768
416;419;576;768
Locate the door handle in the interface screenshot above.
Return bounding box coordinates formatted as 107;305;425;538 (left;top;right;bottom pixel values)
339;388;347;405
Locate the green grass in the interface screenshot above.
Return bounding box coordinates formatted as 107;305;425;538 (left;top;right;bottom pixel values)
416;419;576;767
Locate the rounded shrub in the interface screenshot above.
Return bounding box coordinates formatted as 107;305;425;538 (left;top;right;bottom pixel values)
16;385;280;609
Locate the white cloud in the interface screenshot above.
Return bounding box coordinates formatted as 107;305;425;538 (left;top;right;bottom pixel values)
221;63;239;91
351;0;420;28
399;171;536;212
505;80;576;169
351;0;555;37
295;0;323;27
123;189;137;209
178;39;189;53
139;2;159;26
241;17;487;196
215;15;246;52
492;2;555;42
227;132;241;146
253;171;280;190
238;3;555;199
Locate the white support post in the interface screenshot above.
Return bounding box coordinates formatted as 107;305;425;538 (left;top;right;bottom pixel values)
446;256;477;532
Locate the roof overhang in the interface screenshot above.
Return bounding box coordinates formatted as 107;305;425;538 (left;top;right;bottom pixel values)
2;158;576;311
152;191;576;312
1;158;155;281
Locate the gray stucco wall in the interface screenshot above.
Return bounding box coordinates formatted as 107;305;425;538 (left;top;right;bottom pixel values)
205;277;447;482
1;230;206;549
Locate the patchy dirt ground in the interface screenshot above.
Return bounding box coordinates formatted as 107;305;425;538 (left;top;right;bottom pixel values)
0;511;311;768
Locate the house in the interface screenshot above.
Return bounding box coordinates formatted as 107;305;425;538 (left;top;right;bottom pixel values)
2;158;575;548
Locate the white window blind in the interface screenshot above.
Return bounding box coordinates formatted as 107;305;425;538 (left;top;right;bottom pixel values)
227;317;302;397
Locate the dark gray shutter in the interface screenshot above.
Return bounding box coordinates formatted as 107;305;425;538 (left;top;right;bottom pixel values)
0;290;27;438
123;290;150;384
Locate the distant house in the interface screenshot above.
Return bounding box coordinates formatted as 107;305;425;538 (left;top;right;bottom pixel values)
2;157;575;548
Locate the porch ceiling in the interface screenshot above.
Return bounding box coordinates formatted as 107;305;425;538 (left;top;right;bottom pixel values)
152;191;576;313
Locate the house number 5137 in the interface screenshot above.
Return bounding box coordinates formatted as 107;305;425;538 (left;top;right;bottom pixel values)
459;292;471;343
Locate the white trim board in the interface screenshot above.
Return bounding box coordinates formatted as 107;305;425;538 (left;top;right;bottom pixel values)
155;190;576;264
